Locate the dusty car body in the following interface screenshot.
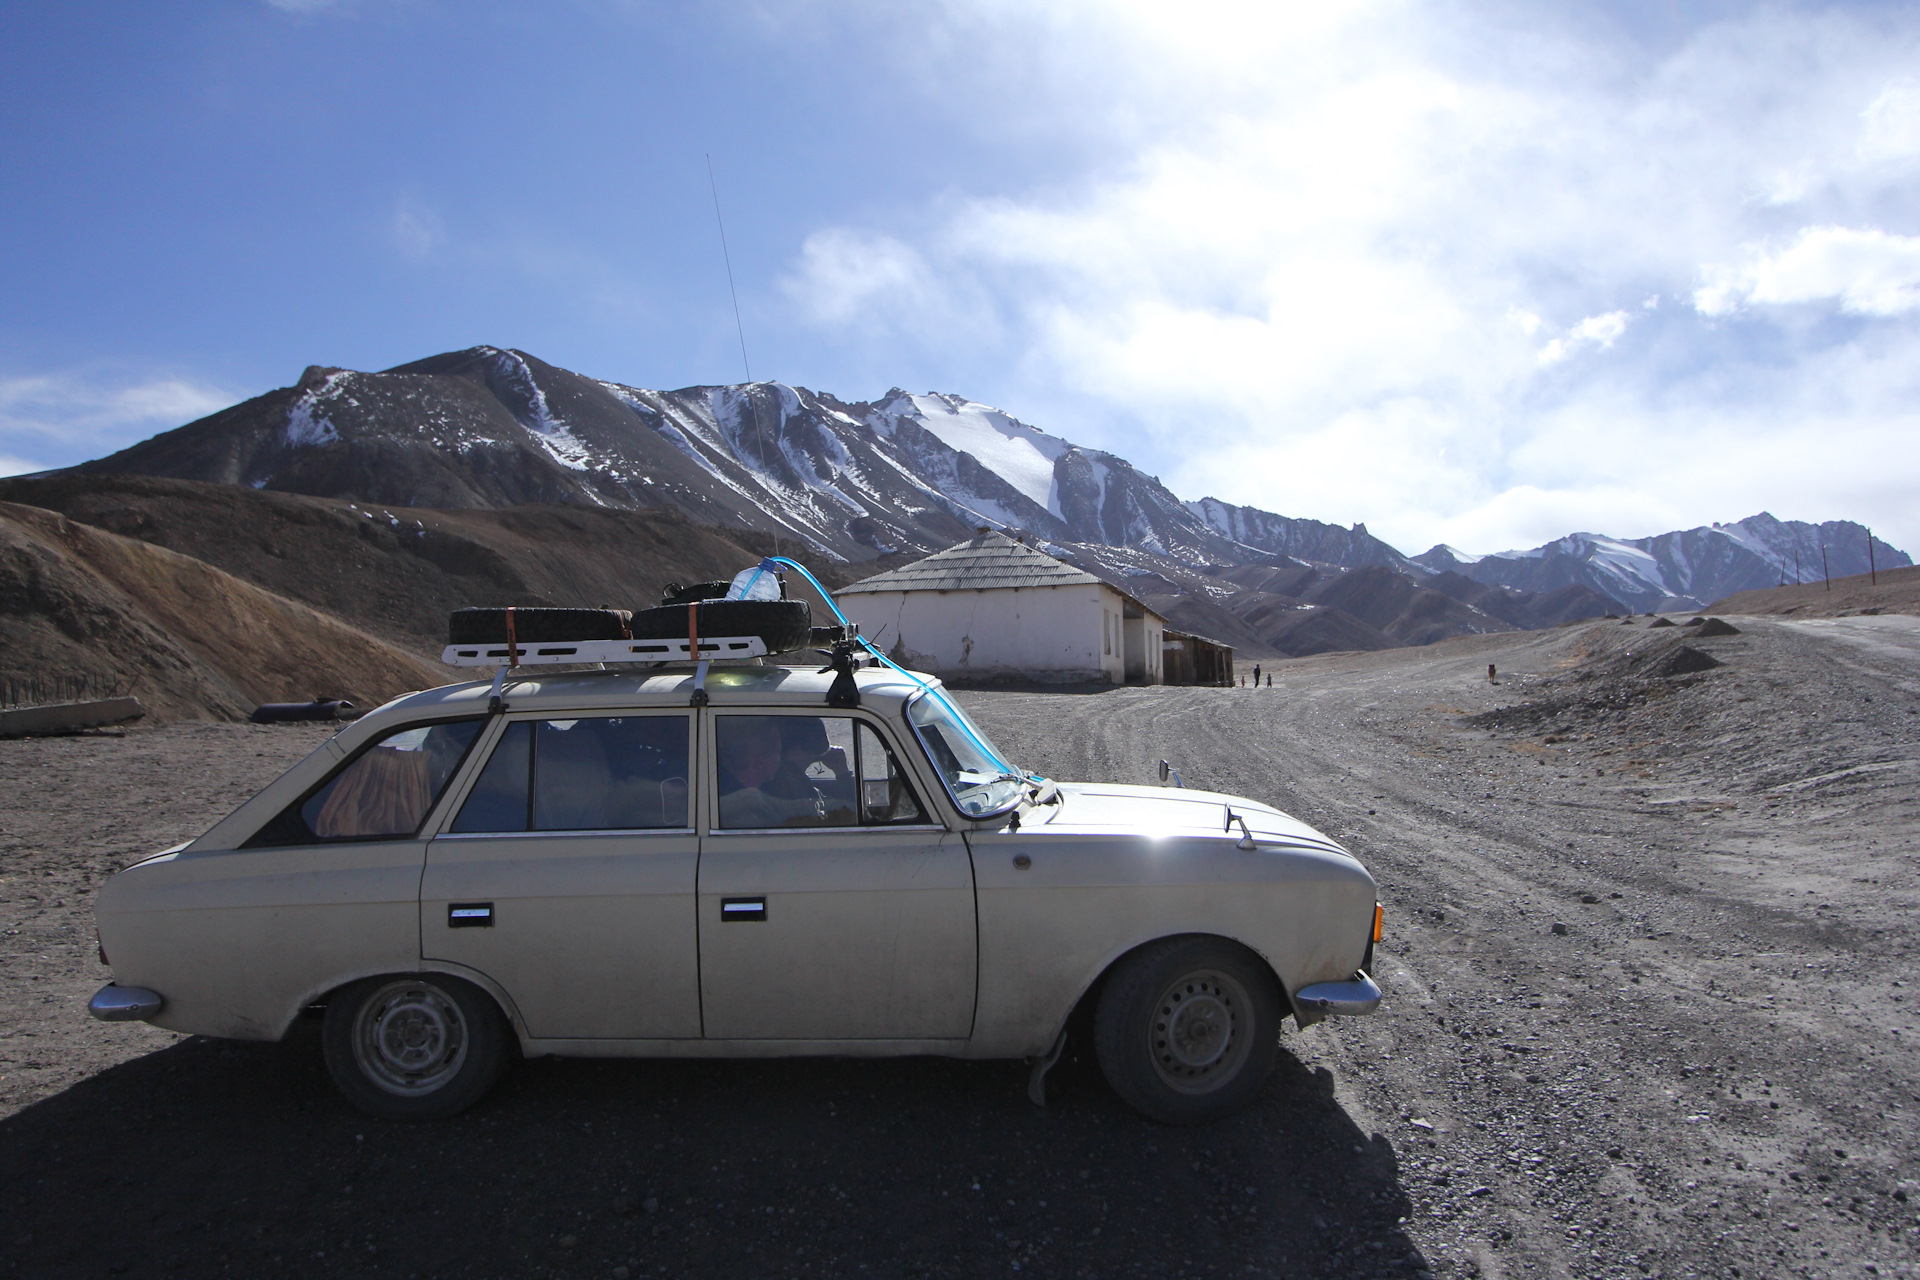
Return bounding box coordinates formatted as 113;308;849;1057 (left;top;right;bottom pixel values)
92;663;1382;1121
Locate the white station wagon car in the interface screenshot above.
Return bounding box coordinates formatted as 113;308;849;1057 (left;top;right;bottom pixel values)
92;662;1382;1123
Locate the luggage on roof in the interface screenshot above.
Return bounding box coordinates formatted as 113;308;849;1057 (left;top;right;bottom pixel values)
448;607;633;646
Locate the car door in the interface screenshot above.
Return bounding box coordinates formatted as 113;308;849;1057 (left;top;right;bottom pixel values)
421;711;701;1040
696;712;976;1041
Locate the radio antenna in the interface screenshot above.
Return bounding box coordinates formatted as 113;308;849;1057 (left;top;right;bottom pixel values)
707;153;778;562
706;154;752;384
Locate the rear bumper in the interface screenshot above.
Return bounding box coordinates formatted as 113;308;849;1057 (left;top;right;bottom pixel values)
1294;970;1382;1017
89;984;164;1022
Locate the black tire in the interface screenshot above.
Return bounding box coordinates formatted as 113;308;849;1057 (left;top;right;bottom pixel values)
447;607;634;645
629;599;813;655
1093;936;1283;1124
321;974;512;1120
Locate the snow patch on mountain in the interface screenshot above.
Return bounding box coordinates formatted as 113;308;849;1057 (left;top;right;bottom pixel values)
284;372;348;448
481;348;598;473
886;392;1070;517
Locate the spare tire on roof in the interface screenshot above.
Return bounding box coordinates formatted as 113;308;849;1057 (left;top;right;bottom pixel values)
631;599;813;656
448;607;634;646
660;581;732;606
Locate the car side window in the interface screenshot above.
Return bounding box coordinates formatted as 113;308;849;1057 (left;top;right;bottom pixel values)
855;723;926;825
248;719;484;847
715;715;924;829
450;715;691;833
716;715;857;829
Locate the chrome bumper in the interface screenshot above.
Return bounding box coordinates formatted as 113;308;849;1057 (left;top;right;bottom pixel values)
1294;970;1382;1017
89;984;164;1022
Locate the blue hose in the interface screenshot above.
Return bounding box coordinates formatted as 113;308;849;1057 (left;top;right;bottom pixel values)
762;556;1031;780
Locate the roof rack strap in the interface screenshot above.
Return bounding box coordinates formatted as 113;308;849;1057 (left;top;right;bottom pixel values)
688;603;709;707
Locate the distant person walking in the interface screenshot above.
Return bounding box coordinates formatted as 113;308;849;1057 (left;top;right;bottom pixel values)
1252;663;1261;687
1266;674;1272;687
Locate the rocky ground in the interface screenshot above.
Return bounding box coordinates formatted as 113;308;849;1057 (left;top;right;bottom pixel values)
2;614;1916;1280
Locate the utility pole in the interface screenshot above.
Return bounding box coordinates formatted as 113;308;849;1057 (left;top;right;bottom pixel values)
1868;527;1877;586
1821;544;1831;591
1793;549;1801;586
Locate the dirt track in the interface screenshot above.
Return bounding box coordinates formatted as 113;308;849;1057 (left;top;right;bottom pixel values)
3;615;1917;1280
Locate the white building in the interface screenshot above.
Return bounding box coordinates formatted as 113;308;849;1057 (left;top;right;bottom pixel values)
837;530;1166;684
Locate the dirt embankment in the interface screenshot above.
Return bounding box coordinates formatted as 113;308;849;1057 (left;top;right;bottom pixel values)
0;502;446;721
0;473;856;655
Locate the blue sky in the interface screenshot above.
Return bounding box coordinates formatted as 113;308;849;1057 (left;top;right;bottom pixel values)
4;1;1918;556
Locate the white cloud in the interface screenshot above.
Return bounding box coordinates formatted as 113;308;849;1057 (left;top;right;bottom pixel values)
1859;81;1920;163
0;453;49;478
1537;311;1631;366
0;372;236;468
786;229;941;326
784;2;1920;554
1696;225;1920;317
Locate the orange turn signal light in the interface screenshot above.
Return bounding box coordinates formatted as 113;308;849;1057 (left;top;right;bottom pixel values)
1372;902;1384;944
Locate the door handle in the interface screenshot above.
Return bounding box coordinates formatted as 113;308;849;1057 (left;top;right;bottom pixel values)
720;897;767;922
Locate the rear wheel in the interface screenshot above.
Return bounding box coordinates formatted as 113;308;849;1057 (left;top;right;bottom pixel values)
1093;937;1282;1124
321;975;511;1120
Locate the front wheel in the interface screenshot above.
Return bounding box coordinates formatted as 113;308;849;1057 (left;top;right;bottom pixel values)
321;975;511;1120
1093;937;1283;1124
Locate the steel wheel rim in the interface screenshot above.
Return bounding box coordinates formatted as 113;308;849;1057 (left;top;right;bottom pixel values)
1148;968;1252;1095
352;980;469;1096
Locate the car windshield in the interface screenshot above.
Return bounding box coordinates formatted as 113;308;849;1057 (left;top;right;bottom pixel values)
906;692;1024;818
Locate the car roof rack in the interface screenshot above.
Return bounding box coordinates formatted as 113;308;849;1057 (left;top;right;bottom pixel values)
440;636;770;668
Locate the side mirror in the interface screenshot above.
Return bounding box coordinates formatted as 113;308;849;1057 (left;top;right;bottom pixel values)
1158;760;1183;788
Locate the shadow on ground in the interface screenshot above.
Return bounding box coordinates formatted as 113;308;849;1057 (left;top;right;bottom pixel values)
4;1028;1428;1280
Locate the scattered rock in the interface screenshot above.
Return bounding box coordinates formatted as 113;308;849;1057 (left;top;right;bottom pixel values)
1550;922;1570;935
1580;893;1601;904
1469;1186;1493;1198
643;1197;659;1214
613;1268;631;1280
559;1235;579;1249
1694;617;1742;636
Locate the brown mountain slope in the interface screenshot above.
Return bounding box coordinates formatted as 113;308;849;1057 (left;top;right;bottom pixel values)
1705;564;1920;618
0;475;854;654
0;502;446;722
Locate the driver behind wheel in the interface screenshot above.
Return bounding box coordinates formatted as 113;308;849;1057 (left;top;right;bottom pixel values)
717;717;844;829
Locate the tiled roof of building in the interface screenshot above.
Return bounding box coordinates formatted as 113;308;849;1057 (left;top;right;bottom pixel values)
839;530;1103;594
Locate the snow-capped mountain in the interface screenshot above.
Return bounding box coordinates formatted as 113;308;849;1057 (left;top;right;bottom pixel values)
74;346;1377;569
1414;514;1909;612
69;345;1906;639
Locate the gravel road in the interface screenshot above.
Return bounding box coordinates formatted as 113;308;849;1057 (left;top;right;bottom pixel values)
2;615;1915;1280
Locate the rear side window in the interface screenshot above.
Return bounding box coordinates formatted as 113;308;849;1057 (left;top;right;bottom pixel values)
451;715;691;833
247;719;484;847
